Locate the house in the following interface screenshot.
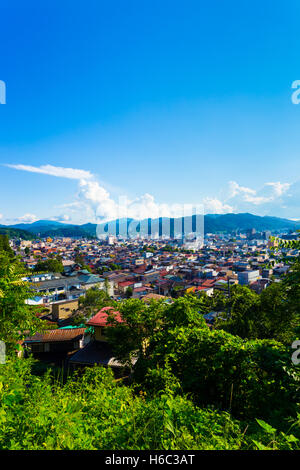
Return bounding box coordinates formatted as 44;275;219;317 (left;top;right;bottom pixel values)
186;286;214;297
200;279;216;289
69;307;135;371
27;277;84;304
238;270;260;285
141;270;161;282
118;280;135;294
86;306;125;341
24;327;86;358
51;299;79;321
132;286;150;299
77;272;106;290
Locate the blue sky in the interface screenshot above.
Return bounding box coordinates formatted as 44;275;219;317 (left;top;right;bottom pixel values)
0;0;300;224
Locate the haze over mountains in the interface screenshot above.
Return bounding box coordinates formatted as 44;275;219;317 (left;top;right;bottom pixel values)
1;213;299;239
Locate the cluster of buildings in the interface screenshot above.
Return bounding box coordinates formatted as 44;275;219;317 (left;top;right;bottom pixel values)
12;230;299;303
9;228;299;370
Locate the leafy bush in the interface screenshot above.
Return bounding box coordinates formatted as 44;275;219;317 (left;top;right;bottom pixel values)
1;358;298;450
135;327;300;422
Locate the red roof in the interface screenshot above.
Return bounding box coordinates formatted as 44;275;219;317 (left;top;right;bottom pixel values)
201;279;215;287
159;269;168;276
133;286;147;293
118;280;134;287
87;306;124;327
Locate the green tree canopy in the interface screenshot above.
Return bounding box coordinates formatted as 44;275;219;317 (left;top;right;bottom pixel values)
0;251;44;355
34;258;64;273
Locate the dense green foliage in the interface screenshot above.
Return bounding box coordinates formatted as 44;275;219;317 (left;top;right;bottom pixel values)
0;235;14;258
34;258;64;273
0;251;45;354
105;296;300;424
74;253;92;272
0;358;299;450
212;283;297;344
79;287;113;312
0;228;34;240
72;286;115;325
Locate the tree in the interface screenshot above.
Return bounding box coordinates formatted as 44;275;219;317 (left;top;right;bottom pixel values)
104;278;110;296
139;325;299;421
213;265;300;344
75;253;85;265
106;298;166;366
0;235;14;258
110;263;121;271
74;253;92;272
34;258;64;273
105;294;299;421
282;255;300;339
214;285;261;339
125;286;133;298
3;358;297;450
0;251;44;355
78;287;113;319
106;296;207;368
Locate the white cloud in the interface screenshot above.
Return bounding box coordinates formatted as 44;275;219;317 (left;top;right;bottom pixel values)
227;180;291;206
2;162;233;221
79;180;112;212
222;179;299;217
228;181;256;198
16;213;38;223
49;215;71;222
0;214;3;219
243;194;271;205
264;182;291;197
6;163;204;222
78;179;204;222
57;201;85;211
5;162;298;221
118;194;186;220
5;164;93;180
203;197;234;214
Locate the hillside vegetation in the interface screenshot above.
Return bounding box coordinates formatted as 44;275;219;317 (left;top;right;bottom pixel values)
0;237;299;450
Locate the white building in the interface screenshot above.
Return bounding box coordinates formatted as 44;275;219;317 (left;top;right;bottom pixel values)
238;270;260;285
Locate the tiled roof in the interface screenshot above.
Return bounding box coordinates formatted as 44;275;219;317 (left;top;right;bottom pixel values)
133;287;147;292
118;280;134;287
24;328;86;343
201;279;215;287
77;274;104;283
87;306;124;327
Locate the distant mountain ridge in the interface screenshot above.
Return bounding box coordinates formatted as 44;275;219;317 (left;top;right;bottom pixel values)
203;213;300;233
3;213;300;239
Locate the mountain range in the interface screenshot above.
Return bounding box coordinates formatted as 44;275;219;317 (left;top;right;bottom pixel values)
0;213;299;239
